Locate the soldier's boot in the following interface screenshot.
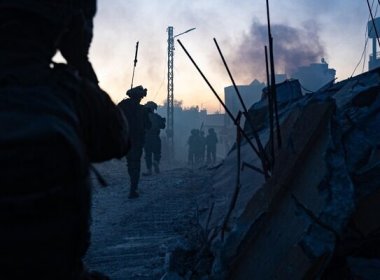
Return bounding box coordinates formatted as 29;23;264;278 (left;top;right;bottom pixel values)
128;184;139;199
153;161;160;174
142;168;152;176
128;190;139;199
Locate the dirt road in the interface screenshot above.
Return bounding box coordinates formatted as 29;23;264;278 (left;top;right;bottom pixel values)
84;159;212;280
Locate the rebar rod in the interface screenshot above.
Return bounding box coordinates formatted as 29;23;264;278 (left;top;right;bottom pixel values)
265;45;275;166
221;112;242;241
266;0;282;148
213;38;270;174
177;39;269;178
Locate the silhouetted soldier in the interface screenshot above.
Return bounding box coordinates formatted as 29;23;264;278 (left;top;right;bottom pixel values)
206;128;218;165
143;101;166;176
0;1;129;279
187;129;201;166
199;130;206;164
118;86;151;198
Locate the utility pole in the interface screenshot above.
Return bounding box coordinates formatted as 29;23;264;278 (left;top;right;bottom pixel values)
166;26;174;161
166;26;196;162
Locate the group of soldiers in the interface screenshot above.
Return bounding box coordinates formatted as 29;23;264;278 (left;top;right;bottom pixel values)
187;128;218;166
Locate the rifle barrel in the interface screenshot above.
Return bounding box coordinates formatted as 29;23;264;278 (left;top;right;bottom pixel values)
131;41;139;89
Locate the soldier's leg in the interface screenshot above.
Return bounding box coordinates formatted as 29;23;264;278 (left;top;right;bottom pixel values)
126;147;143;198
207;149;211;164
143;146;153;175
153;137;161;173
127;159;141;196
188;150;195;165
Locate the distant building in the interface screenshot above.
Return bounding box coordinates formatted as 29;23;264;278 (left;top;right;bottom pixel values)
290;59;336;92
273;74;287;84
368;17;380;70
202;113;224;130
224;79;266;126
260;79;303;104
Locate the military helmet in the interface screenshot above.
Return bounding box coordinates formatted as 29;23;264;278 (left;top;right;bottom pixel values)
126;86;147;98
145;101;158;111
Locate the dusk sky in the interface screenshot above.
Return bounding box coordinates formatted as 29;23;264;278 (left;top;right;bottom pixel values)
86;0;373;112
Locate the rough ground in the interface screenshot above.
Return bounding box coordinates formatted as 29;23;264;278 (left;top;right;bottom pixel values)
84;159;213;280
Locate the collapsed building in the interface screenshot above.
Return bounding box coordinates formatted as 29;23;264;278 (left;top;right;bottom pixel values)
162;66;380;279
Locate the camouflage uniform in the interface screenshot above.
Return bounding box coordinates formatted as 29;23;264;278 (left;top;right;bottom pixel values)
0;1;129;279
118;87;151;198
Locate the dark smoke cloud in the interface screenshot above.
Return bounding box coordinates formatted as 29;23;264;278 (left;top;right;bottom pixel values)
230;20;325;83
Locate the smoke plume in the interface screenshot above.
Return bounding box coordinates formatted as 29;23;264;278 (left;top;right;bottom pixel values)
230;20;325;83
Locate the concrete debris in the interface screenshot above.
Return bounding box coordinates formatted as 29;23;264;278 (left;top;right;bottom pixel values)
346;257;380;280
176;68;380;279
160;272;185;280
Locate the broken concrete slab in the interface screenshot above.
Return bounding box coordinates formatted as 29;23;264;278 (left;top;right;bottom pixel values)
165;69;380;280
211;99;355;280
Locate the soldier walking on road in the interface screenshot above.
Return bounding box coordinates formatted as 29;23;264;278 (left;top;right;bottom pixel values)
0;1;130;279
118;86;151;198
143;101;166;176
206;128;218;165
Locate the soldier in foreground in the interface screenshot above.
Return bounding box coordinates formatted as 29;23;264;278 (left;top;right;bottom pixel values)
118;86;151;198
143;101;166;176
0;1;129;279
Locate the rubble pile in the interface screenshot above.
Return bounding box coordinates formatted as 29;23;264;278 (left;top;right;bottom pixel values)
164;69;380;279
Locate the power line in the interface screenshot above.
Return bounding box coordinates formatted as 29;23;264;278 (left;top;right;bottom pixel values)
151;62;167;102
352;0;377;77
366;0;380;48
351;29;369;77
